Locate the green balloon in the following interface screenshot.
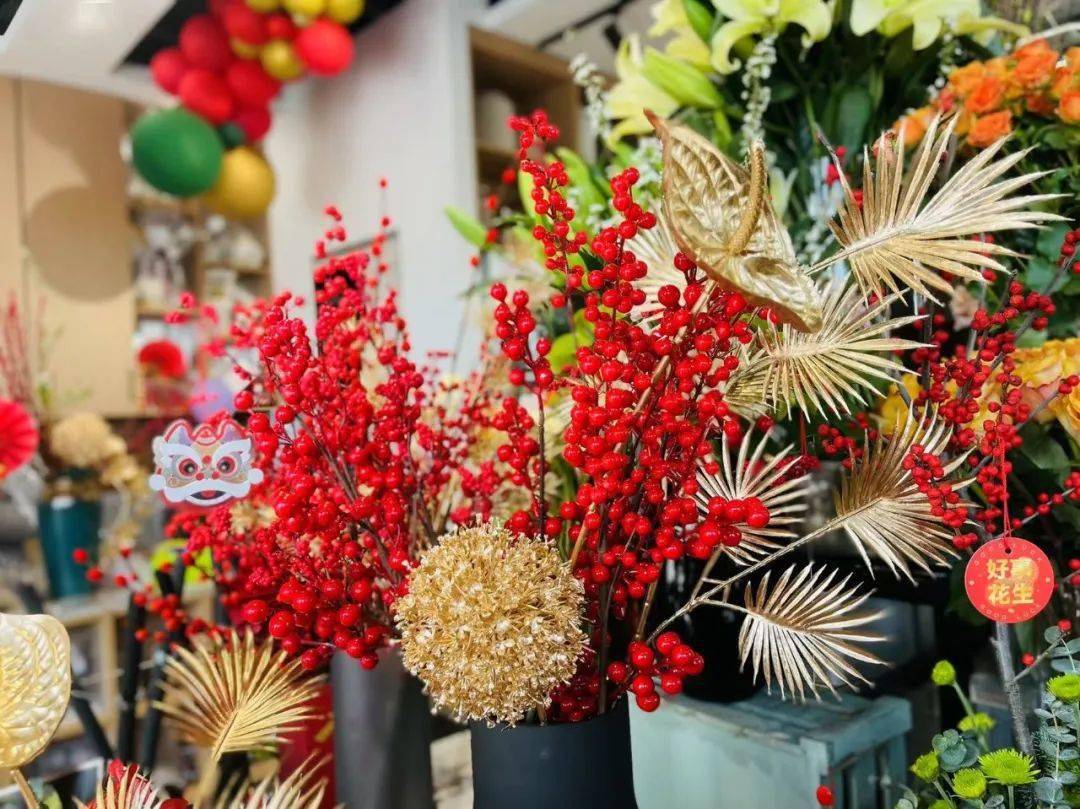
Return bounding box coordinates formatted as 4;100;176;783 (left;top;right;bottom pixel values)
218;122;247;149
131;108;224;197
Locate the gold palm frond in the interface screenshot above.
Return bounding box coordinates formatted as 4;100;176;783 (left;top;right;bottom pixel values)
834;408;967;580
75;766;163;809
818;113;1064;301
626;208;686;333
744;281;926;417
218;757;330;809
156;630;320;761
695;429;811;566
733;565;884;700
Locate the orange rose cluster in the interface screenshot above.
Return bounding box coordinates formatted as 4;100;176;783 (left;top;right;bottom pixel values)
894;39;1080;149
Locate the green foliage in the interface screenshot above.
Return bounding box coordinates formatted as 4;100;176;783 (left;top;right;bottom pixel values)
444;206;489;250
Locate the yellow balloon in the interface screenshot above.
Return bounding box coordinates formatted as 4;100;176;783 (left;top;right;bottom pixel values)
245;0;279;11
260;39;305;81
282;0;325;16
230;38;260;60
326;0;364;23
202;148;276;220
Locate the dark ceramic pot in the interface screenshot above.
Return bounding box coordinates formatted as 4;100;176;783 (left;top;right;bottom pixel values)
330;648;435;809
469;699;638;809
38;497;101;599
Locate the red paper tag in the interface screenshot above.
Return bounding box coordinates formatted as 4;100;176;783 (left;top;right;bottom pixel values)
965;537;1055;623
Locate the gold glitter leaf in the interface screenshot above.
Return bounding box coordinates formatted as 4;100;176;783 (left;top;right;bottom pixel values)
0;612;71;769
735;565;884;700
819;114;1064;301
396;523;587;725
156;630;320;761
695;429;810;566
834;408;965;580
648;111;823;333
745;281;926;417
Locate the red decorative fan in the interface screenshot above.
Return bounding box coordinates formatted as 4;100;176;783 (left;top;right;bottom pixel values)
0;398;38;479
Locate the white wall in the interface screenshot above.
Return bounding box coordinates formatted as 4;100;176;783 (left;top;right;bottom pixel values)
265;0;484;364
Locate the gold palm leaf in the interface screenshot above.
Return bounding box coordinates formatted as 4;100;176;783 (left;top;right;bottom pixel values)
0;612;71;770
745;281;926;418
75;766;164;809
733;565;884;700
625;208;686;333
648;111;823;332
156;630;320;761
218;757;330;809
695;429;811;566
819;113;1064;301
834;408;967;580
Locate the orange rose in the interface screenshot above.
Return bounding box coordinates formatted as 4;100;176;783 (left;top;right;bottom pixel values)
984;57;1010;79
893;106;934;147
1014;38;1054;60
1027;93;1056;116
1014;49;1059;89
954;108;975;137
1067;47;1080;72
965;76;1006;114
948;61;985;97
1059;91;1080;124
967;110;1013;148
1052;67;1079;99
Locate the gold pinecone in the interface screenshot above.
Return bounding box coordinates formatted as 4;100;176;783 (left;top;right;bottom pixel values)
395;523;586;725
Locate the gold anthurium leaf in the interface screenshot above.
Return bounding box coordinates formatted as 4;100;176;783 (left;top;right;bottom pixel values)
745;280;927;418
695;428;811;566
834;407;967;580
733;565;884;700
0;612;71;769
817;113;1064;301
648;111;823;333
156;629;320;761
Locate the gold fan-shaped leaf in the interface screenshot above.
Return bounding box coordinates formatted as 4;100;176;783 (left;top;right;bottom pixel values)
820;113;1064;301
735;565;884;700
744;281;926;417
648;111;823;332
156;630;320;761
695;429;811;566
75;765;164;809
218;756;330;809
0;612;71;769
834;408;966;580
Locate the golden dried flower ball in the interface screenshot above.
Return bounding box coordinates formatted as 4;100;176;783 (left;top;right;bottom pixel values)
49;413;125;469
395;523;586;725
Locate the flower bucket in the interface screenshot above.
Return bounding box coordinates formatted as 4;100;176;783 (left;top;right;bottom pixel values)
330;648;435;809
38;496;101;599
469;699;638;809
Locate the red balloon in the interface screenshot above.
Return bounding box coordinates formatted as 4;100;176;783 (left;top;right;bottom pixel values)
234;106;272;141
179;69;235;125
208;0;235;19
226;60;280;107
223;3;268;45
264;13;297;41
179;14;232;73
150;47;188;95
294;19;355;77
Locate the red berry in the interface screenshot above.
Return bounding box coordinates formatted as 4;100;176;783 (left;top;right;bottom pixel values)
816;786;835;806
1021;653;1035;667
655;631;681;657
1059;619;1073;633
659;673;683;695
635;691;660;712
268;610;294;639
629;673;655;696
606;661;629;684
241;599;269;624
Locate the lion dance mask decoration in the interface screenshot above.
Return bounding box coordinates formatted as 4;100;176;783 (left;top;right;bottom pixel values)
149;418;264;507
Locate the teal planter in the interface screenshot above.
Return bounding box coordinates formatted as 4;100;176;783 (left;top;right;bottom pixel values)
38;498;101;599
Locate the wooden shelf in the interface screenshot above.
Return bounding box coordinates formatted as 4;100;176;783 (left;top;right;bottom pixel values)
476;141;518;185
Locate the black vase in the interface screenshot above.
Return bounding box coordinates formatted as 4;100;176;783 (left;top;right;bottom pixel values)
469;699;638;809
330;649;435;809
657;558;760;703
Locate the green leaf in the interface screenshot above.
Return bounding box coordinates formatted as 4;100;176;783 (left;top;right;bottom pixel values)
444;205;488;250
1024;256;1057;291
1021;431;1070;471
555;147;605;215
834;84;873;154
712;109;733;151
642;48;723;109
1036;223;1070;258
682;0;714;42
518;168;538;221
548;332;578;374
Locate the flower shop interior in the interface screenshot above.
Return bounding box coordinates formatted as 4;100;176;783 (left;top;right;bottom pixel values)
0;0;1079;807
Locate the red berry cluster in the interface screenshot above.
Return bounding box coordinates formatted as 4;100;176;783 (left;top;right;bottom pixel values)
607;633;703;712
